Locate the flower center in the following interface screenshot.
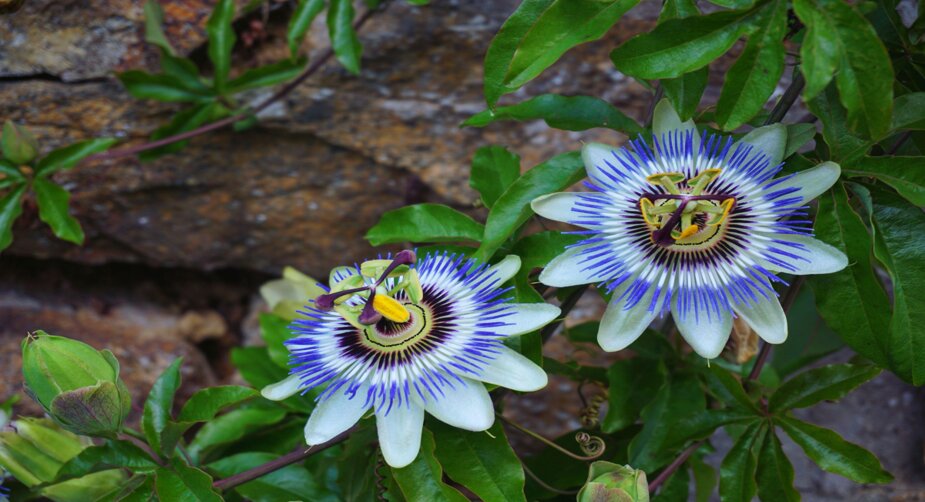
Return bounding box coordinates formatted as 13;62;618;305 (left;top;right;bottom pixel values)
639;169;736;248
361;303;432;350
314;250;423;326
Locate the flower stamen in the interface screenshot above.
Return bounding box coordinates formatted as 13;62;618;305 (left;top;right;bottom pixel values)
316;250;418;325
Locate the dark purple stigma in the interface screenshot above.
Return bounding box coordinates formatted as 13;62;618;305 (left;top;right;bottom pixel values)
314;250;417;313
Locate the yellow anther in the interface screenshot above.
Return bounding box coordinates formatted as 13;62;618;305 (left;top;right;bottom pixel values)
707;198;736;226
639;198;657;226
677;224;699;240
372;294;411;323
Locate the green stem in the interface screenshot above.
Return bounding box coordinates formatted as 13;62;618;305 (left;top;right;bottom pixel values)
497;414;604;462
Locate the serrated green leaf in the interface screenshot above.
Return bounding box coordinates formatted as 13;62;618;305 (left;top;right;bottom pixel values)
206;0;236;93
768;363;880;413
809;184;891;368
715;0;786;130
227;58;308;94
143;0;175;55
869;186;925;385
474;151;584;262
391;429;468;502
794;0;893;138
366;203;484;246
463;94;644;134
755;431;798;502
778;417;892;484
142;358;183;455
431;421;526;502
33;178;84;245
483;0;639;107
35;138;117;176
328;0;362;74
0;184;25;252
719;421;765;502
610;9;756;79
288;0;325;57
469;145;521;209
117;71;215;103
177;386;257;423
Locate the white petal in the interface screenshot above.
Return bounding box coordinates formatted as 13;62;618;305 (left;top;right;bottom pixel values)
474;346;548;391
597;280;659;352
652;99;699;152
486;255;521;285
732;295;787;344
582;143;622;185
376;403;424;468
261;374;302;401
539;246;613;287
493;303;560;336
763;234;848;275
531;192;583;224
735;124;787;167
763;161;840;205
304;387;371;445
671;297;733;359
422;378;494;431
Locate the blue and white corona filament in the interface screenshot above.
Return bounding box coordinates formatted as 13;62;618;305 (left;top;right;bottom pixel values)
261;251;558;467
531;100;847;358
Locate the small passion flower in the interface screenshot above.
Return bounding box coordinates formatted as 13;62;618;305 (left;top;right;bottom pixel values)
261;250;560;467
531;100;848;358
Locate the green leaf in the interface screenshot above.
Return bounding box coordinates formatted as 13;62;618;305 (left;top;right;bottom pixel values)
0;159;25;189
288;0;325;57
206;0;236;94
328;0;362;74
475;151;584;262
260;312;293;368
469;145;521;209
704;365;761;413
0;183;25;252
602;357;666;433
628;373;706;472
755;432;798;502
794;0;894;138
784;123;816;159
463;94;644;134
844;156;925;207
55;440;160;481
715;0;786;130
177;386;257;422
33;178;84;245
159;51;210;93
35;138;117;175
653;463;689;502
869;186;925;385
208;452;328;501
707;0;756;7
142;358;183;455
391;428;468;502
227;58;308;94
691;455;717;502
891;93;925;132
117;71;215;103
188;405;288;459
771;288;844;377
232;347;288;388
2;121;39;165
610;9;756;79
483;0;640;107
665;409;760;449
806;85;871;163
155;458;222;502
366;203;484;246
809;184;891;368
658;0;699;20
431;421;526;502
661;67;709;122
143;0;175;54
140;102;228;161
778;417;892;484
719;421;765;502
768;363;880;413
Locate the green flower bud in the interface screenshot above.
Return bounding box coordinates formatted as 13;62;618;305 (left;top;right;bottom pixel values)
1;121;38;165
578;462;649;502
21;331;131;438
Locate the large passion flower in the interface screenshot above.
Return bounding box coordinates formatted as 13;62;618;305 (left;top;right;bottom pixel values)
531;100;847;358
261;250;559;467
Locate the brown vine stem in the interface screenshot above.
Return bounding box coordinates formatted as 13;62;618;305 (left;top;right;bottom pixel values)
84;2;388;164
212;427;354;491
540;285;588;343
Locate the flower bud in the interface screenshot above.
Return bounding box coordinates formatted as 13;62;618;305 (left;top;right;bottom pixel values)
1;121;38;165
578;461;649;502
21;331;131;438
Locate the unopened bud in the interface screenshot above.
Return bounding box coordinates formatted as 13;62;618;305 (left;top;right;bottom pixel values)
578;462;649;502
